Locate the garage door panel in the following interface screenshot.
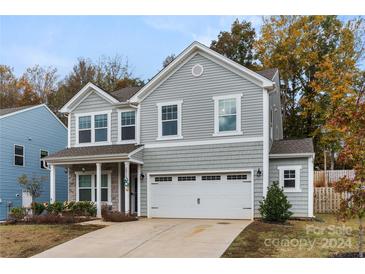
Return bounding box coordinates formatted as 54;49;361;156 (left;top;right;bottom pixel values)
150;173;252;219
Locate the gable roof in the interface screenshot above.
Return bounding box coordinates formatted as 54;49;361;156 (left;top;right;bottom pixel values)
0;104;67;129
129;41;275;103
59;82;120;113
110;86;142;102
270;138;314;155
256;68;278;81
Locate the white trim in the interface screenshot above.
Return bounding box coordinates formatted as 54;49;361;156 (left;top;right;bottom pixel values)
146;168;254;220
0;104;67;130
14;144;25;167
74;110;112;147
67;114;71;148
144;136;263;149
129;42;274;103
263;90;269;197
60;82;119;113
75;170;112;204
124;161;130;214
269;153;315;158
50;164;56;203
277;165;302;192
157;100;183;140
308;157;314;217
117;108;137;144
137;164;141;217
118;162;121;212
127;146;144;158
213;93;242;136
191;64;204;77
136;104;141;144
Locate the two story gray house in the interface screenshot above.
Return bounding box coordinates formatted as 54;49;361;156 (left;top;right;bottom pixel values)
45;42;314;220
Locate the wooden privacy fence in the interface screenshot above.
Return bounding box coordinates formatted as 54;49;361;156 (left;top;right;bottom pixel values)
314;170;354;187
314;187;347;213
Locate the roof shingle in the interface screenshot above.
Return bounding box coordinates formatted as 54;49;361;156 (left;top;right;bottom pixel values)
46;144;142;160
256;68;278;80
0;105;38;116
270;138;314;155
110;87;142;102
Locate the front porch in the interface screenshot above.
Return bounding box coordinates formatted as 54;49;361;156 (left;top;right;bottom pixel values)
45;144;143;218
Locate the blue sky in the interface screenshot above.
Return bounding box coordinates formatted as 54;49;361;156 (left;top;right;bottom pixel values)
0;16;362;82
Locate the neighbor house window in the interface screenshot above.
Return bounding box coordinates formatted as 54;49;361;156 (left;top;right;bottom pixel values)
77;173;111;203
157;101;182;139
14;145;24;166
78;116;92;143
278;166;302;192
77;112;110;144
94;114;108;142
213;94;242;136
40;150;48;169
121;111;136;141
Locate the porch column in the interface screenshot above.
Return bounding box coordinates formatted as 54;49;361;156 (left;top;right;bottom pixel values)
124;161;130;214
50;164;56;204
137;164;141;216
96;162;102;218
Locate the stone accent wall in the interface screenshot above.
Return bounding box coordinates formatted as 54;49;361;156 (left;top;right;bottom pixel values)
68;163;120;211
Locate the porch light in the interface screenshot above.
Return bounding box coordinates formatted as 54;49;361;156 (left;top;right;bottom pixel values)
140;173;145;180
256;168;262;177
82;167;86;173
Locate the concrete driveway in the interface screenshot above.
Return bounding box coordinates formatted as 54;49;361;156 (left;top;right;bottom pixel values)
33;218;251;258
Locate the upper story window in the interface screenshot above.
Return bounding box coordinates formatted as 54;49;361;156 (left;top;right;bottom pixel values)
14;144;24;166
278;165;302;192
157;101;183;140
40;150;49;169
121;111;136;141
76;111;111;145
213;94;242;136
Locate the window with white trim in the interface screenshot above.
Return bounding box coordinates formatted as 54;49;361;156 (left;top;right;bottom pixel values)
202;175;221;181
78;116;92;143
178;176;196;181
77;173;111;202
213;94;242;136
14;145;24;166
40;150;48;169
121;111;136;141
77;112;110;144
157;101;182;139
278;166;302;192
155;176;172;182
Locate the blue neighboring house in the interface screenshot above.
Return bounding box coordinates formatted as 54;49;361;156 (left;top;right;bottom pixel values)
0;104;68;220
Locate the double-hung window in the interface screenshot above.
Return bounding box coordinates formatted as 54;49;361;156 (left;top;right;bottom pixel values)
77;172;111;203
213;94;242;136
14;145;24;166
157;101;182;140
278;166;302;192
40;150;48;169
77;112;110;145
78;116;92;143
120;110;136;142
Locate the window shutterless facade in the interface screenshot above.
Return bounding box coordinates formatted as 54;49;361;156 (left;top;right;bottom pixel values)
213;94;242;136
14;144;24;166
121;111;136;141
76;111;111;146
157;101;183;140
40;150;49;169
76;172;111;203
278;166;302;192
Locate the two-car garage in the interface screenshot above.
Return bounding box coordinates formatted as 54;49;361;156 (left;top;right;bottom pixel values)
148;171;253;219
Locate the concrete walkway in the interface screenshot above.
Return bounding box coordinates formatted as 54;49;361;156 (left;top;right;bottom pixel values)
33;218;251;258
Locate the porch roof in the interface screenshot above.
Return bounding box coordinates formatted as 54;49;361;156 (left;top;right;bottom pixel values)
270;138;314;157
45;144;143;164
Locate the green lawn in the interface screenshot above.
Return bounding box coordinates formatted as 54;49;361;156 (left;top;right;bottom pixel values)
223;214;360;258
0;224;104;258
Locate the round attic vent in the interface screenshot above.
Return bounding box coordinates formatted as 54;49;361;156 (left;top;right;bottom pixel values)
192;64;204;77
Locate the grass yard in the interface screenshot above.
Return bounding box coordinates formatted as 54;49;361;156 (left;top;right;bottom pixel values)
223;214;360;258
0;224;104;258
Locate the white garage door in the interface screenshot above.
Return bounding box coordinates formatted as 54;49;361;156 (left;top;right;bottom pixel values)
149;172;252;219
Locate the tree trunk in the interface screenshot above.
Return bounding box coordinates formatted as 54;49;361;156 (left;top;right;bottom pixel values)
330;150;335;170
360;216;364;258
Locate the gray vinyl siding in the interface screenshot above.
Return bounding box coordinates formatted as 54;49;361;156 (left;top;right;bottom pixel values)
140;53;263;144
269;72;283;149
69;91;122;146
140;141;264;217
130;149;143;163
269;157;309;217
